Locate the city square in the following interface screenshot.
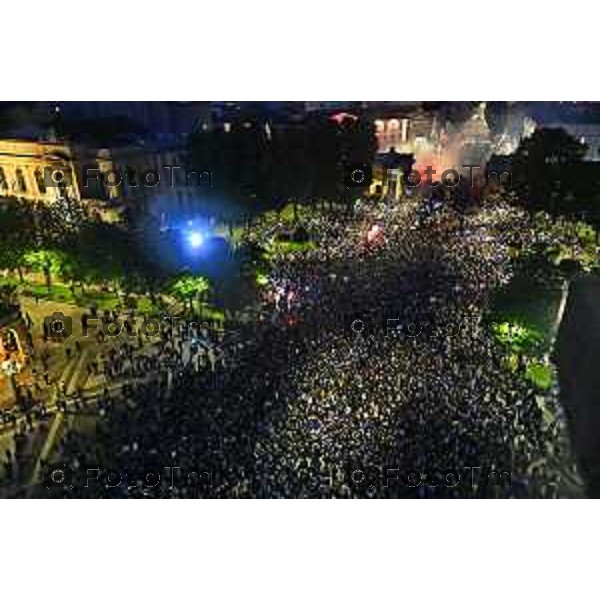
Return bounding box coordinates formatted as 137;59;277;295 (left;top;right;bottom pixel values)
0;101;597;498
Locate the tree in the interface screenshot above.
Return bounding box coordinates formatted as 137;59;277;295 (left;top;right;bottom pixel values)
304;113;377;213
0;282;18;305
69;222;154;296
238;239;270;271
187;120;271;225
186;110;377;222
0;200;35;282
22;249;66;291
170;274;210;315
512;128;588;219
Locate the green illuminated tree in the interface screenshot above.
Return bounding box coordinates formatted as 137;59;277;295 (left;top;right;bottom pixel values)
22;249;66;291
170;274;210;315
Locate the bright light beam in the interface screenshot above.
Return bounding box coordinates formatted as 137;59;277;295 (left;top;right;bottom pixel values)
189;231;204;248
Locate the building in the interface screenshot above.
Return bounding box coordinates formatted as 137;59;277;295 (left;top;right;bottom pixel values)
372;104;437;155
0;307;26;366
459;102;494;167
0;135;170;212
0;304;28;405
108;142;206;214
0;139;82;204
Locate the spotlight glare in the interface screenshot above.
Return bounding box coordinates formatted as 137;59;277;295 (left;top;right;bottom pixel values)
189;231;203;248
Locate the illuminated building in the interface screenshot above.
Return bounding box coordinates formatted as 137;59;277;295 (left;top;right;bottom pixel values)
4;101;214;210
373;105;438;155
0;305;28;404
459;102;494;166
0;135;171;212
372;102;541;183
372;104;449;181
0;139;81;203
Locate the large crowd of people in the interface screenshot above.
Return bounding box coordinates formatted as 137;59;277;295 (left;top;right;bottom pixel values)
1;195;584;497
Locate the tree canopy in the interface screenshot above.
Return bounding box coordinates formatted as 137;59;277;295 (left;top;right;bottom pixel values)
512;128;591;218
187;112;376;220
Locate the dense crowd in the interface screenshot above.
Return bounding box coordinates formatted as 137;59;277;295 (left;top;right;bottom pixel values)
2;196;583;497
247;201;577;497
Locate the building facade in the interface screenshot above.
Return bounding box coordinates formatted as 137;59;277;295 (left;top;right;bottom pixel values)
373;105;438;155
0;306;28;405
0;139;82;204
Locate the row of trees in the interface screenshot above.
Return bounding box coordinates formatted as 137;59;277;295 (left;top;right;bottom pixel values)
510;128;600;234
0;200;153;294
0;197;216;318
186;112;377;222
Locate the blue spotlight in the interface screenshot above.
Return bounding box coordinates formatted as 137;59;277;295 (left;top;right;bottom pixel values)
189;231;204;248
